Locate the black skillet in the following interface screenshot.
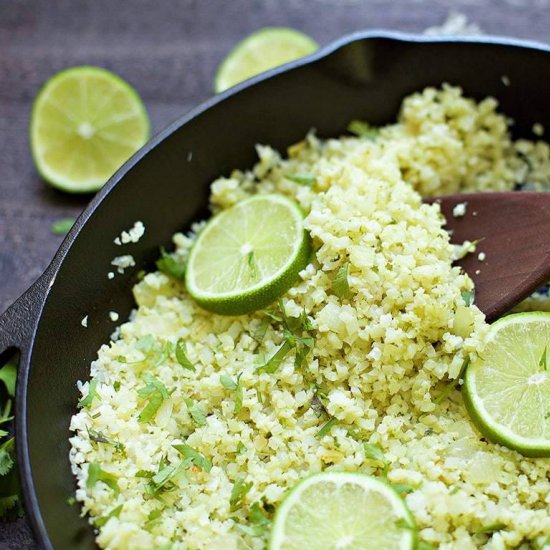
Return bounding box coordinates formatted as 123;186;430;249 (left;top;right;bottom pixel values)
0;31;549;549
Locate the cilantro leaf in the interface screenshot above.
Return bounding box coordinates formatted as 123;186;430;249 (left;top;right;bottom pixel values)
149;458;191;493
333;261;350;300
461;289;474;307
87;463;119;494
78;379;98;409
475;522;506;534
94;503;123;528
138;374;169;423
230;478;253;512
236;442;247;455
185;399;207;426
434;358;470;405
285;173;316;187
257;340;293;374
220;373;243;413
173;443;212;472
50;217;76;235
156;247;186;280
175;340;195;371
315;417;337;439
236;501;272;537
0;364;16;397
347;120;379;140
363;442;387;463
0;438;15;476
392;483;415;495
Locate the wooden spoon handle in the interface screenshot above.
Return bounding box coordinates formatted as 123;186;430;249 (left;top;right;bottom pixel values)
428;192;550;321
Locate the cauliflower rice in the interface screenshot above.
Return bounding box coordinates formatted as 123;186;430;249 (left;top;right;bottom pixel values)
70;85;550;550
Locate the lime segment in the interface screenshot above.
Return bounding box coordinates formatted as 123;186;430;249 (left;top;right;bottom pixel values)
214;27;318;93
464;312;550;457
269;472;416;550
185;194;310;315
30;66;150;193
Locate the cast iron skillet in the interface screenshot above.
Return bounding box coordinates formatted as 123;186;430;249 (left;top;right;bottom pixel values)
0;30;549;549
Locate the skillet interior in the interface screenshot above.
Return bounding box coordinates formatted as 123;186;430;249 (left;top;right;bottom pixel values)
22;33;550;549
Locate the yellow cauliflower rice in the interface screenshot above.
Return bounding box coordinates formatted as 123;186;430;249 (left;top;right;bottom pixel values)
69;86;550;550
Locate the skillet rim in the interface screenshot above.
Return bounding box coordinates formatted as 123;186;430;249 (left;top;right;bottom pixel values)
14;30;550;548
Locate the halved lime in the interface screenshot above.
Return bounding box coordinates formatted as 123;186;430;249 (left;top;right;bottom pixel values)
30;66;150;193
269;472;417;550
185;194;310;316
214;27;318;93
464;312;550;457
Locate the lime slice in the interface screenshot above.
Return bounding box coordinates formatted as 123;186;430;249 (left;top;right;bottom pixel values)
464;312;550;457
30;66;150;193
269;472;417;550
185;194;310;315
214;27;318;93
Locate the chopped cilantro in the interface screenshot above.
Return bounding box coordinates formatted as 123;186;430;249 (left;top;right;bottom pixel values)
236;442;247;455
156;247;186;280
315;417;337;439
461;289;474;307
236;501;272;537
363;442;387;463
50;217;76;235
434;358;470;405
185;399;207;426
0;364;16;397
87;463;119;494
147;457;192;495
220;373;243;413
137;374;170;423
347;120;379;140
230;478;253;512
175;339;195;371
174;443;212;473
285;173;316;187
78;379;98;409
333;261;351;300
475;522;506;534
257;340;294;374
94;503;123;528
418;542;438;550
144;507;162;531
392;483;415;495
113;381;121;392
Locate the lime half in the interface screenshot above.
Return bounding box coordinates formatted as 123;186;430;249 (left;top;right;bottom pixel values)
269;472;416;550
185;194;310;315
30;66;150;193
464;312;550;457
214;27;318;93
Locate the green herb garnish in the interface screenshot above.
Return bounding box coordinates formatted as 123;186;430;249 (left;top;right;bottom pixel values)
363;443;387;463
156;247;186;280
461;289;474;307
333;261;351;300
173;443;212;473
220;373;243;413
236;442;247;455
236;501;272;537
475;522;506;534
147;458;192;495
230;478;253;512
51;217;76;235
94;503;123;528
347;120;379;140
137;374;170;423
315;417;337;439
175;339;195;371
434;358;470;405
286;173;316;187
78;379;98;409
87;463;119;494
185;399;207;426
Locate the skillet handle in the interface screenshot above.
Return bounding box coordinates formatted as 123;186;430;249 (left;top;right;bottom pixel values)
0;273;51;369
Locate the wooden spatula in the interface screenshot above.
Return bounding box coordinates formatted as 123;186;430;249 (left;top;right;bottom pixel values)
430;192;550;322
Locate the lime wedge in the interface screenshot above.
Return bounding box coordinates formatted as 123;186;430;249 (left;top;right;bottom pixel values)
464;312;550;457
30;66;150;193
185;194;310;315
214;27;318;93
269;472;417;550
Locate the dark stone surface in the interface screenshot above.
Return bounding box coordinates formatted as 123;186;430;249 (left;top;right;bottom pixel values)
0;0;548;547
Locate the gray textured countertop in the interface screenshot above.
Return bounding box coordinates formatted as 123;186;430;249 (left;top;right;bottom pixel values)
0;0;549;547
